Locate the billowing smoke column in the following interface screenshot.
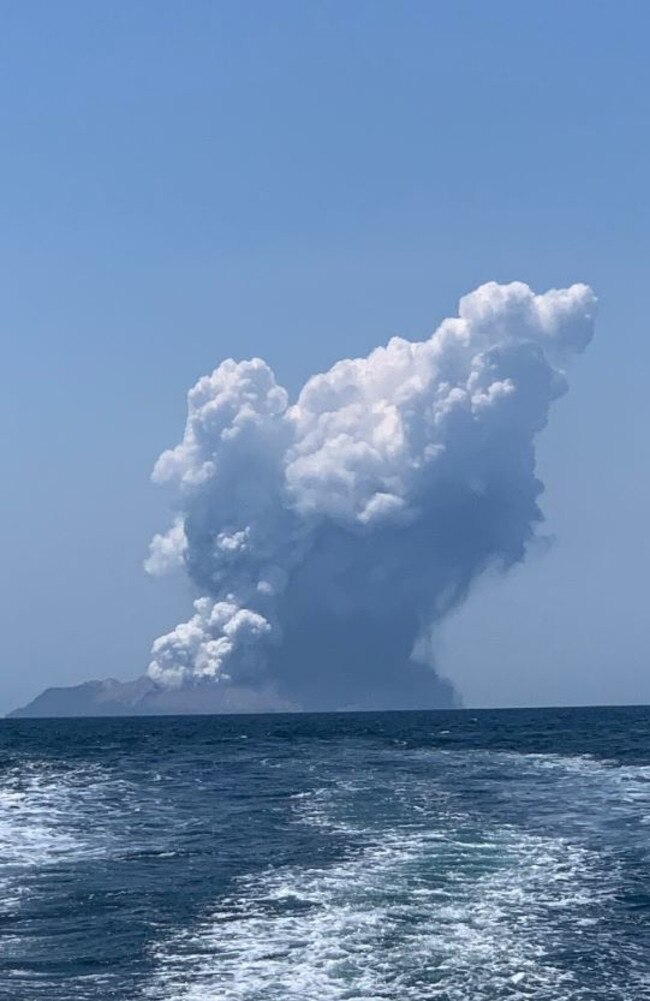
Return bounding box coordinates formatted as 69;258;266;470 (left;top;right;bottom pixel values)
145;281;596;711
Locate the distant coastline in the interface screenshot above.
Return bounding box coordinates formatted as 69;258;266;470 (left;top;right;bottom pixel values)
7;674;459;718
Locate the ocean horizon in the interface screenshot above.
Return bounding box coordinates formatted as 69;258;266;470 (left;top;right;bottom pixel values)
1;705;648;999
3;3;649;999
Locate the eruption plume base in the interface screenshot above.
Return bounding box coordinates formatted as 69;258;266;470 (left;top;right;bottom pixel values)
146;281;596;710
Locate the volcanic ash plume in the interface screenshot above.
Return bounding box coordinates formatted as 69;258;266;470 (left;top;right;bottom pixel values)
145;281;596;711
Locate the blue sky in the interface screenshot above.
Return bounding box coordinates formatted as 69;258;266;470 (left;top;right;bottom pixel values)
1;1;649;713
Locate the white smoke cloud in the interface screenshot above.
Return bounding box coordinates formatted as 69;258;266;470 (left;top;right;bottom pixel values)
145;281;596;710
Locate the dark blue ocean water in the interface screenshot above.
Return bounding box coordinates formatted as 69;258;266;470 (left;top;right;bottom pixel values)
0;707;649;1000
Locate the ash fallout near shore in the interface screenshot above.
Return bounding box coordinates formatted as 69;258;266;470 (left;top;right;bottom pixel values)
143;280;596;713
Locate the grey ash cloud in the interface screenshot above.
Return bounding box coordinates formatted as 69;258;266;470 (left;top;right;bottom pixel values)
144;281;596;712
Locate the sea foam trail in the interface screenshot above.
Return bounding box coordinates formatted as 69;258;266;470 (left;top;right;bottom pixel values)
143;749;650;1001
0;757;162;998
0;763;107;911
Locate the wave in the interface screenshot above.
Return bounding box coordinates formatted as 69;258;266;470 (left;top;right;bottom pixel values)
143;748;650;1000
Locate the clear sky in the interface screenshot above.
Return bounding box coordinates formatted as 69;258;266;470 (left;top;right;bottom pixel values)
1;0;649;714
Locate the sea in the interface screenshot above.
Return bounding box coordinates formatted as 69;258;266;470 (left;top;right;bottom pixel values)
0;706;648;1000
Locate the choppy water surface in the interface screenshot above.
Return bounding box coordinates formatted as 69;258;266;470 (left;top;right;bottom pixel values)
0;706;648;1000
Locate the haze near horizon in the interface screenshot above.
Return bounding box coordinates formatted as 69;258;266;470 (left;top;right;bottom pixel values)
1;1;649;713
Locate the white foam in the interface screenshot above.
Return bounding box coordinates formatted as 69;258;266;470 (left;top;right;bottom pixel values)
145;749;649;1001
0;761;142;920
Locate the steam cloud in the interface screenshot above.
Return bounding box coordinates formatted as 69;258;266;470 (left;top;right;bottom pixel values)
145;281;596;711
